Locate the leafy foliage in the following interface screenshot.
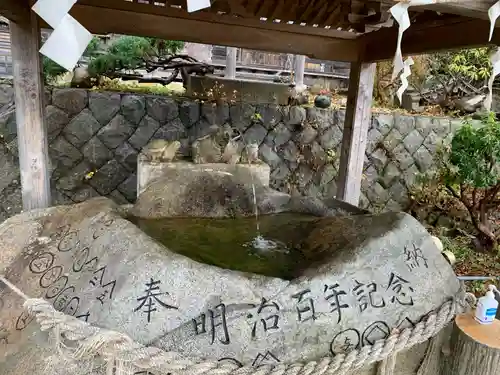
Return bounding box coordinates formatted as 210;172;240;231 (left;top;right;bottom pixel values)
42;35;184;82
42;57;67;83
437;48;492;84
429;113;500;250
374;48;493;110
445;114;500;188
88;36;183;77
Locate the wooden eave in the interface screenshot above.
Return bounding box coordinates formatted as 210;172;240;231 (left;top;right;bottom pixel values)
1;0;500;62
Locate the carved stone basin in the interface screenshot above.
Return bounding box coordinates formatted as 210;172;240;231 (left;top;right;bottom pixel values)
0;168;459;375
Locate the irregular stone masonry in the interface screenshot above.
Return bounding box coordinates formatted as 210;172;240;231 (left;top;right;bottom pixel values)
0;85;470;220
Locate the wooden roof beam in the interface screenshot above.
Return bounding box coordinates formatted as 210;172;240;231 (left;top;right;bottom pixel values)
361;18;499;62
413;0;497;20
77;0;359;40
68;3;361;62
0;0;29;23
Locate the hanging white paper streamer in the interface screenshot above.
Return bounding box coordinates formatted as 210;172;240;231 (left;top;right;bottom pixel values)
187;0;211;12
484;47;500;111
389;0;438;81
39;14;92;72
390;2;411;81
396;57;415;104
488;0;500;41
32;0;92;71
32;0;77;28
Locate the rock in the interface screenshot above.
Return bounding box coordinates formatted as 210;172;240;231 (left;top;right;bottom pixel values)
132;168;269;218
243;123;267;145
230;102;255;131
71;184;100;202
394;114;415;138
0;145;19;194
131;166;360;219
453;94;485;113
402;129;424;155
259;144;281;168
89;92;121;125
70;66;92;89
117;172;137;202
314;95;331;109
153;118;187;141
55;161;92;193
128;115;161;150
114;142;138;171
295;125;318;144
381;162;400;187
319;125;343;150
63;109;103;148
88;159;129;195
45;105;70;141
372;113;394;136
121;95;146;125
179;101;200;128
147;97;179;123
0;196;459;374
306;107;335;131
52;89;88;117
49;136;83;170
254;104;282;130
97;114;135;150
286;106;306;127
201;102;230;126
267;122;292;147
0;110;17;143
0;84;13;106
81;136;113;168
413;146;433;173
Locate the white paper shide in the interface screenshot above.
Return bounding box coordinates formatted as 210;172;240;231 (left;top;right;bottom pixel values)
32;0;92;71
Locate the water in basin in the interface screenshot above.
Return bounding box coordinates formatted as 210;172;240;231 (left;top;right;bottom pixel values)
129;213;326;280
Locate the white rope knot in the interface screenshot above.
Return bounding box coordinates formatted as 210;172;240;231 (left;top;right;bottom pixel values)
18;285;475;375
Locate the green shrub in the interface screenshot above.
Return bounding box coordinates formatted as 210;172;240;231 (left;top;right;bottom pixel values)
88;36;183;77
42;35;184;83
436;113;500;250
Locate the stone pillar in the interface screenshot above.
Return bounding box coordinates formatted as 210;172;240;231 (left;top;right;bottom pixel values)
182;42;212;63
294;55;306;91
225;47;237;79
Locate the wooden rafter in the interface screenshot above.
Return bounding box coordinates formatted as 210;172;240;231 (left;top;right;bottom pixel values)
68;2;361;61
361;17;500;62
0;0;29;23
78;0;359;39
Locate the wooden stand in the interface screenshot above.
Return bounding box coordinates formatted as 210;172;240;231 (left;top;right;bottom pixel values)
445;313;500;375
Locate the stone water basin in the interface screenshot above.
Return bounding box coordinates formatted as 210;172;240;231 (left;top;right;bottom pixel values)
129;211;407;281
0;197;460;375
130;213;318;280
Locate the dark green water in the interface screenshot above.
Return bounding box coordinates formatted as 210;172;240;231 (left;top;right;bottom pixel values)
129;213;324;280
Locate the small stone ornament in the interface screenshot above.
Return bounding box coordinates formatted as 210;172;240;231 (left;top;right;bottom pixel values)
142;140;181;164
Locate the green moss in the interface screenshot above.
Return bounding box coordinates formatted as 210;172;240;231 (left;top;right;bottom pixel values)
129;213;322;280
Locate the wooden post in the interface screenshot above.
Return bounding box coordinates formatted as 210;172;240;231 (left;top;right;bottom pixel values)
445;313;500;375
10;9;51;210
294;55;306;91
225;47;237;79
336;62;375;206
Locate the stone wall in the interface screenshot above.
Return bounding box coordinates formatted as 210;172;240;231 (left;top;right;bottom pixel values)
0;86;462;219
